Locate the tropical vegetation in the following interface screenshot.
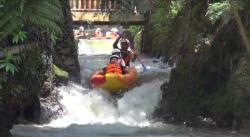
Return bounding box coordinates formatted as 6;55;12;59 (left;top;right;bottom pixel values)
1;0;250;136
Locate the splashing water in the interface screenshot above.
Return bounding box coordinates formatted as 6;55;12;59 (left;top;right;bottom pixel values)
45;39;170;128
48;78;164;128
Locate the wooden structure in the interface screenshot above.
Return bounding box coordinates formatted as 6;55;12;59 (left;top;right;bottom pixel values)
70;0;116;12
70;0;146;25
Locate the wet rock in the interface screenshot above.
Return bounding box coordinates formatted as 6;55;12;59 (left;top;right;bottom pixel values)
0;130;11;137
39;88;63;123
64;57;76;66
59;48;71;55
23;96;41;123
0;92;21;137
154;22;247;129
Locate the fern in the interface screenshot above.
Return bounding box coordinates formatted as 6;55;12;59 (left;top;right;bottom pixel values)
0;53;18;75
0;0;63;41
206;1;231;25
12;31;27;44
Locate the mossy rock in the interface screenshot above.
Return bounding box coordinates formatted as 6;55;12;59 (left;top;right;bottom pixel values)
52;64;69;78
224;56;250;116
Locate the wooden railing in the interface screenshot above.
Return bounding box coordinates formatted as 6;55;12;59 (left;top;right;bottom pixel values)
70;0;117;12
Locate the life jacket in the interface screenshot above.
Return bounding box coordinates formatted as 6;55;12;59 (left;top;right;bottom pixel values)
106;63;123;74
95;32;103;37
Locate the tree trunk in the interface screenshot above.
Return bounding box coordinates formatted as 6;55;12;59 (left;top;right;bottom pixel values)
54;0;81;83
229;0;250;53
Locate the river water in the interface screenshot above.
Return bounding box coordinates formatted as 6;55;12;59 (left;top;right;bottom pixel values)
11;39;249;137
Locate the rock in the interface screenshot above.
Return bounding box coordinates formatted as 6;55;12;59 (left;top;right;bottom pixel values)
63;57;76;66
59;48;71;55
0;93;21;137
39;89;63;123
0;130;11;137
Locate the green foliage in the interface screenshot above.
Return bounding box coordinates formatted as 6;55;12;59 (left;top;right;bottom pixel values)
128;26;143;52
0;53;18;75
14;48;48;94
0;53;17;90
0;0;63;41
206;1;230;25
169;0;185;18
52;64;69;78
12;30;27;44
150;0;186;55
15;85;25;93
128;26;142;36
202;55;250;118
0;0;4;7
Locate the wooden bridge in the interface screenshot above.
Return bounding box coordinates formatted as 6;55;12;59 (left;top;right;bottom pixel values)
70;0;146;25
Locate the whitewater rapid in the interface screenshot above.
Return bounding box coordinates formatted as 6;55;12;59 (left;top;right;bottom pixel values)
11;39;248;137
47;39;170;127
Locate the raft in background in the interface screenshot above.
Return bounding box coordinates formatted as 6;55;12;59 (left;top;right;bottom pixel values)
90;67;137;92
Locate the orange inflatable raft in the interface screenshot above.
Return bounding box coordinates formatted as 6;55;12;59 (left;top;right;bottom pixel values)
90;67;137;92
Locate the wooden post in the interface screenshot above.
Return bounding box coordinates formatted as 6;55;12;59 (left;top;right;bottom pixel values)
83;0;87;9
96;0;100;9
69;0;73;9
72;0;76;9
229;0;250;53
88;0;91;9
109;0;112;9
91;0;94;9
114;0;116;9
79;0;82;9
93;0;97;10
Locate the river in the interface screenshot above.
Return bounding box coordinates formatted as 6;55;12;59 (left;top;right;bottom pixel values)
11;39;249;137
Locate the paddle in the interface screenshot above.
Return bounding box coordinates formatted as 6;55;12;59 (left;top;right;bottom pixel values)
128;43;147;72
118;32;147;72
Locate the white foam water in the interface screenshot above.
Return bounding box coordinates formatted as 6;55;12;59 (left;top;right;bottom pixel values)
48;79;164;128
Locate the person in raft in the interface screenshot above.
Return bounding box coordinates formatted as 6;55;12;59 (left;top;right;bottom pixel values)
94;28;103;38
75;26;87;39
111;48;126;68
113;34;137;67
100;55;127;75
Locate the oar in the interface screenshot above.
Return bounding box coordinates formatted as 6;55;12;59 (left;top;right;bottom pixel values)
118;33;147;72
135;53;147;72
129;43;147;72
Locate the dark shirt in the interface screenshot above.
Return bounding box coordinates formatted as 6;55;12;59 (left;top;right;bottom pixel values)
113;37;131;66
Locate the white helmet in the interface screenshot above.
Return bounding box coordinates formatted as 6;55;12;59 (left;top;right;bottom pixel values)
111;49;121;57
106;31;111;36
111;28;118;32
79;26;84;31
110;55;119;62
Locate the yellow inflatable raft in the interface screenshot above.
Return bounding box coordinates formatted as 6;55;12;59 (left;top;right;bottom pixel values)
90;67;137;92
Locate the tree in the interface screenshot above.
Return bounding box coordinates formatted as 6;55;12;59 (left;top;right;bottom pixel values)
229;0;250;53
54;0;81;83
